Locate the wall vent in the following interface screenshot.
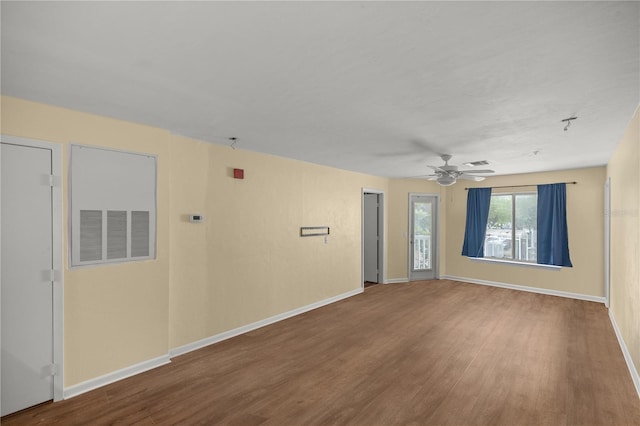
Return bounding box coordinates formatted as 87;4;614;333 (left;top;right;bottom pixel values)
107;210;127;259
71;145;156;267
80;210;103;262
131;211;150;257
464;160;490;167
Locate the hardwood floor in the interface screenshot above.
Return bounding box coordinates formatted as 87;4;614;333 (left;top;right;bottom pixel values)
4;279;640;425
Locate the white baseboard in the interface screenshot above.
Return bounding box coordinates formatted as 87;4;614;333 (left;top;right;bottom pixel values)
63;354;171;399
59;281;637;405
62;288;363;400
608;310;640;399
169;287;363;358
384;278;408;284
441;275;606;304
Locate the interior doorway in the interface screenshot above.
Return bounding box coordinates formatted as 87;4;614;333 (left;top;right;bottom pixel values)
408;193;438;281
1;136;63;416
362;189;384;288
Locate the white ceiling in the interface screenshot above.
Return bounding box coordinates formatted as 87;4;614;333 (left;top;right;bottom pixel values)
2;1;639;178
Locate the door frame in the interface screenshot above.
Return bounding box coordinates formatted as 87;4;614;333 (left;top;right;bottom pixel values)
361;188;385;288
1;135;64;403
408;193;439;281
604;177;611;308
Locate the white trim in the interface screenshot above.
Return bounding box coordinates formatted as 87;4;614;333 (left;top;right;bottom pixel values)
604;177;611;308
170;288;363;358
608;309;640;399
1;135;65;402
384;278;408;284
51;142;64;403
63;355;171;399
468;257;561;270
62;288;362;400
441;275;606;304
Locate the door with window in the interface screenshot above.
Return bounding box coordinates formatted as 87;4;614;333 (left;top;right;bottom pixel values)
409;194;437;281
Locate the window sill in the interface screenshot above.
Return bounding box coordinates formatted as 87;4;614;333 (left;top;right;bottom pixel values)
468;257;562;270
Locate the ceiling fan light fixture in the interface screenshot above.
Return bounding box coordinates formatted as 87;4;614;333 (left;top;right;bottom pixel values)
437;175;456;186
427;154;494;186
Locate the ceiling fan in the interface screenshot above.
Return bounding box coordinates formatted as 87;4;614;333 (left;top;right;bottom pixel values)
427;154;494;186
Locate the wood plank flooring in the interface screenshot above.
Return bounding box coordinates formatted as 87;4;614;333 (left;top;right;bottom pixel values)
4;279;640;425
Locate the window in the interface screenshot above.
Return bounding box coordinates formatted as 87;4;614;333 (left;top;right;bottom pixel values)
70;145;157;267
484;193;537;262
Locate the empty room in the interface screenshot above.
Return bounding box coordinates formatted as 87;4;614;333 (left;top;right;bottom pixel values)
1;1;639;425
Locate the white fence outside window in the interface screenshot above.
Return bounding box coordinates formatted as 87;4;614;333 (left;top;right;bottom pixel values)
414;235;431;270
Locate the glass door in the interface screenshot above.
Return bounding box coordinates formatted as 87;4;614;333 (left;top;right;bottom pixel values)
409;194;437;281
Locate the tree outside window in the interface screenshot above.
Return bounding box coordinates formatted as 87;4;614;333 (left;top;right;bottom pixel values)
485;193;537;261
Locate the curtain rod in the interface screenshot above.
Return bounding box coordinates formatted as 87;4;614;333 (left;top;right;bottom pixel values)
464;181;577;190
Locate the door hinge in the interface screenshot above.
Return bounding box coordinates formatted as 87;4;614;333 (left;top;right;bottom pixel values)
49;269;61;283
50;363;58;376
49;174;60;187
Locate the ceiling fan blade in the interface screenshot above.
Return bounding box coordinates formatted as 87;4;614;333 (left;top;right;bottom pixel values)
459;169;494;174
458;174;485;181
427;165;446;172
426;175;439;180
402;174;436;179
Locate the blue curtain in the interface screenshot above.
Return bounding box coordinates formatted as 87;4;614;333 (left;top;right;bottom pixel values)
537;183;572;267
461;188;492;257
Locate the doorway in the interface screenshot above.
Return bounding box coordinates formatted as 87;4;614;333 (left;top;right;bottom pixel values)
1;136;63;416
362;189;384;287
408;193;438;281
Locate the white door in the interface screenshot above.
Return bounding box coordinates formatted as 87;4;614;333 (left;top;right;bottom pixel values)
1;143;54;416
363;193;379;283
409;194;437;281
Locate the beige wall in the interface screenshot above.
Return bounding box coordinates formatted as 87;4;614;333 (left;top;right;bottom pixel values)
608;106;640;375
1;96;172;387
387;179;445;280
168;134;388;348
1;96;390;386
3;94;631;392
444;167;607;298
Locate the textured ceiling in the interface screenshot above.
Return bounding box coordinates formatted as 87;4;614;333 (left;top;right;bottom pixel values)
2;1;639;178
